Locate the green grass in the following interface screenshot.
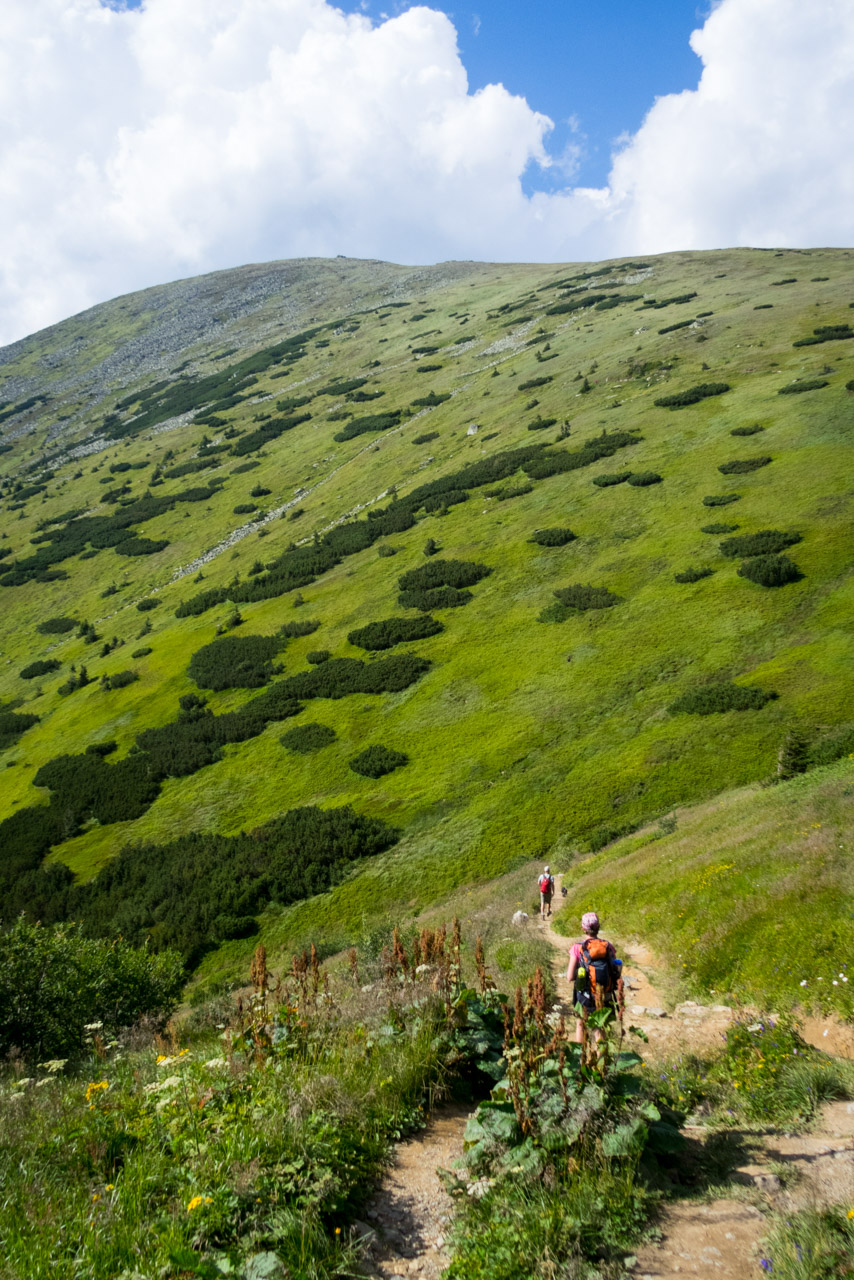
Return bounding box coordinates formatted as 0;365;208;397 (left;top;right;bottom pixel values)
0;247;852;975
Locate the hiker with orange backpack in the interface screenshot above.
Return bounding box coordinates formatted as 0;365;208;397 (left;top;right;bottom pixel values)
566;911;623;1043
538;865;555;918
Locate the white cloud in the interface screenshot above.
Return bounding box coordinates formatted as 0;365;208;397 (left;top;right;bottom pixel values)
1;0;854;346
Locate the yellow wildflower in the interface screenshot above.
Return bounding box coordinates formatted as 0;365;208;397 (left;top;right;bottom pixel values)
187;1195;213;1212
85;1080;109;1103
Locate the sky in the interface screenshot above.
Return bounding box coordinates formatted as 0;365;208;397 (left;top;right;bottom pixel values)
1;0;853;347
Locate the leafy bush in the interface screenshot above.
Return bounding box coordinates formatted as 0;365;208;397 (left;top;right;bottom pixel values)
674;567;714;583
522;430;640;480
719;529;801;558
626;471;662;486
0;707;40;748
349;745;408;778
412;431;440;444
592;471;632;487
20;658;60;679
229;413;311;457
398;558;491;592
411;392;450;407
738;554;802;587
101;669;139;691
654;382;730;408
188;634;284;690
778;380;829;394
487;484;534;501
730;424;764;436
700;522;738;534
131;646;153;658
35;616;76;634
717;456;772;474
85;741;117;756
702;493;740;506
792;324;853;347
233;503;258;514
115;537;169;556
0;918;183;1059
280;620;321;638
306;650;330;665
316;377;367;396
517;376;553;391
348;615;443;650
398;587;473;610
414;364;442;373
333;410;403;442
377;543;397;557
552;584;622;611
658;319;694;334
529;528;577;546
136;597;159;611
809;725;854;768
277;654;430;701
280;723;337;753
527;416;557;431
669;681;777;714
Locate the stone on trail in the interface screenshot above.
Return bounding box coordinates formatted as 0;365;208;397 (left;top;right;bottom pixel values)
645;1007;667;1018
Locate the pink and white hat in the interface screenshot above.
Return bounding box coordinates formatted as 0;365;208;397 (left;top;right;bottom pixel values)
581;912;600;932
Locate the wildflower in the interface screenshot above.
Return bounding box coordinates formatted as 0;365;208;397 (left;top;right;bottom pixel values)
105;1184;114;1191
800;980;808;986
85;1080;109;1103
92;1194;100;1203
83;1022;103;1032
847;1206;854;1220
759;1256;772;1270
187;1196;213;1212
335;1227;341;1235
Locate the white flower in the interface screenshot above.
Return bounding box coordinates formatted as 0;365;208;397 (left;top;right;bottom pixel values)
204;1057;227;1070
833;980;839;986
800;980;808;986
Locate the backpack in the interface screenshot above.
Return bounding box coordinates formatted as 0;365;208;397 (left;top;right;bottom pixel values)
577;939;617;1001
539;874;552;894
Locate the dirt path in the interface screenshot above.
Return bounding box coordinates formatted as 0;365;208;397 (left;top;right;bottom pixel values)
358;1103;470;1278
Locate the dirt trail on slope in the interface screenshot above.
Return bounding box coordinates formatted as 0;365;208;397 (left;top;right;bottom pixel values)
542;881;854;1279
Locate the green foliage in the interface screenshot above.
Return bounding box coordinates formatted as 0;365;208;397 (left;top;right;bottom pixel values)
0;917;183;1058
700;522;738;533
100;669;139;691
188;634;284;691
412;431;440;444
626;471;662;486
20;658;60;679
306;650;330;665
233;503;258;514
702;493;740;506
777;728;809;780
377;543;397;557
517;376;553;391
762;1206;854;1280
528;528;577;546
730;424;764;436
521;430;640;480
347;615;443;650
411;392;450;407
653;382;731;408
720;529;801;558
717;456;772;474
778;379;829;394
398;586;473;610
398;558;491;593
115;537;169;556
552;583;622;612
658;319;694;334
349;745;408;778
131;646;153;658
674;567;713;583
229;414;311;457
0;705;40;748
279;654;430;700
808;725;854;768
793;324;853;347
592;470;632;487
279;723;336;754
526;416;557;431
669;681;776;714
136;597;159;611
738;553;802;587
332;411;402;442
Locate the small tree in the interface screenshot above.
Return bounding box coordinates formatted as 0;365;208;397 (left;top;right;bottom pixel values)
777;729;809;780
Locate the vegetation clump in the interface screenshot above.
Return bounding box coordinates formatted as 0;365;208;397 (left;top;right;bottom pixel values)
398;559;491;593
398;586;473;610
529;528;577;546
669;681;776;714
412;431;440;443
701;522;738;533
626;470;662;486
349;745;408;778
333;410;403;442
348;615;443;650
522;430;640;480
737;553;802;587
592;470;632;487
115;536;169;556
20;658;60;679
654;383;730;408
777;379;829;394
280;722;336;753
717;456;772;474
730;424;764;436
100;669;139;691
793;325;853;346
136;597;159;611
0;704;40;748
702;493;740;507
188;634;284;690
674;567;714;583
719;529;801;558
552;583;622;612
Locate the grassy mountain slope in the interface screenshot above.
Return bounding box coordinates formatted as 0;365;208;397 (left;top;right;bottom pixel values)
1;247;852;972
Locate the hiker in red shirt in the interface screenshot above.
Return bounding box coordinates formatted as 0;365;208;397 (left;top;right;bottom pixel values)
566;911;622;1043
538;865;554;918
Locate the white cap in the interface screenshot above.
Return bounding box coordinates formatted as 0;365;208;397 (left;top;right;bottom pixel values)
544;865;550;873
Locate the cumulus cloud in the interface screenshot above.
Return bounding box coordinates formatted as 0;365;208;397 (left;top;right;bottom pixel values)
1;0;853;345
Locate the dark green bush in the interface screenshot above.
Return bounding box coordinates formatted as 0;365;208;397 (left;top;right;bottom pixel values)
674;567;713;583
348;615;443;650
413;431;440;444
115;537;169;556
527;416;557;431
36;616;81;635
280;723;336;754
333;411;402;442
411;392;450;408
737;554;802;587
486;484;534;501
100;669;139;691
626;471;662;486
316;377;367;396
131;646;152;658
0;918;184;1059
0;707;40;749
700;522;738;534
250;485;272;497
529;528;577;546
136;597;159;611
719;530;801;558
377;544;397;557
398;587;472;610
592;471;632;487
702;493;740;507
730;424;764;436
415;364;442;374
717;456;771;474
517;376;553;391
34;752;161;824
552;584;622;611
85;741;117;757
522;430;640;480
231;460;260;474
658;320;694;334
398;559;491;592
233;503;258;514
349;745;408;778
771;278;797;285
280;620;321;638
777;380;829;394
306;650;330;665
669;681;776;714
229;413;311;457
188;634;283;690
654;383;730;408
164;458;216;479
276;654;430;701
793;324;853;347
20;658;60;680
809;726;854;768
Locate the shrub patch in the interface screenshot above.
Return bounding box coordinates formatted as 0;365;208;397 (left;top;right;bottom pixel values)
552;583;622;612
669;681;777;714
348;615;443;650
349;745;409;779
529;528;577;546
280;723;337;754
717;457;772;474
737;554;802;587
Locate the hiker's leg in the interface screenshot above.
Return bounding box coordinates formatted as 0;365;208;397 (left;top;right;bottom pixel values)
575;1018;584;1044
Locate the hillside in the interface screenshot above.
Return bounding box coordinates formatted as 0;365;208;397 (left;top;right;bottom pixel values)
1;247;852;976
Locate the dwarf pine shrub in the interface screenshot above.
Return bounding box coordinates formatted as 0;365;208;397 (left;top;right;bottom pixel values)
627;471;662;486
20;658;60;679
333;410;403;442
700;522;738;534
377;543;397;557
131;646;153;658
529;528;577;546
0;706;40;748
527;416;557;431
280;722;336;754
188;634;284;690
115;536;169;556
674;567;714;583
777;379;829;394
398;559;491;592
730;424;764;436
592;471;632;487
349;745;408;778
793;324;854;347
719;530;801;558
669;681;777;715
348;615;443;650
654;382;730;408
702;493;741;507
413;430;440;444
306;650;330;665
738;553;802;587
718;456;772;474
136;597;159;611
518;376;553;391
552;583;621;611
398;586;472;610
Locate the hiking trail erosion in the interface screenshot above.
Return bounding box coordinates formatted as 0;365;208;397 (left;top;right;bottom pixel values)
358;886;854;1279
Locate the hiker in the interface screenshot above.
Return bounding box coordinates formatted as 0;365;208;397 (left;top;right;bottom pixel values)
566;911;622;1043
538;865;554;918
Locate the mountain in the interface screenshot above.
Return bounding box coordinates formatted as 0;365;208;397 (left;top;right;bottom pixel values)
1;247;852;975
